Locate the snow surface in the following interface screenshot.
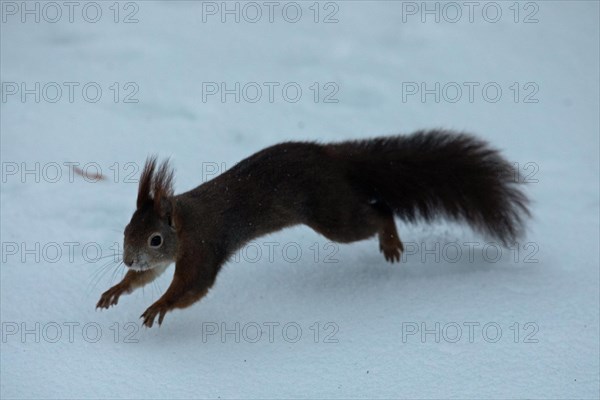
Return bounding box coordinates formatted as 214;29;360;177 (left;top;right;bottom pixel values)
1;1;599;398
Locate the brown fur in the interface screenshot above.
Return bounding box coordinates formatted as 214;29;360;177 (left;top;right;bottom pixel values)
97;130;530;327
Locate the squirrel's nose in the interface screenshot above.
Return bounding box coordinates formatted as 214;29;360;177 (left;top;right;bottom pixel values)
124;258;133;267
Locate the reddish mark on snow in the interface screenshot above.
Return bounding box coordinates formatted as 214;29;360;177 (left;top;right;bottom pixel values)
73;166;106;181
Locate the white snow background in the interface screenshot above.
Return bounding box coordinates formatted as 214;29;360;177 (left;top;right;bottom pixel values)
1;1;599;399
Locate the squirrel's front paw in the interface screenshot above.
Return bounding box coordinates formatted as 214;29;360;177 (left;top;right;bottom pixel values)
96;284;127;309
141;301;170;328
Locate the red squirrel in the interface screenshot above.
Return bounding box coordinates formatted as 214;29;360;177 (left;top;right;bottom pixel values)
96;130;530;327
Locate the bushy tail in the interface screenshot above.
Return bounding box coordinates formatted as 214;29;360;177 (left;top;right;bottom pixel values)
335;130;530;245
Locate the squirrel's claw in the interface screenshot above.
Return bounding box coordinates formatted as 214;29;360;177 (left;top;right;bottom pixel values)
141;302;169;328
379;240;403;263
96;285;124;309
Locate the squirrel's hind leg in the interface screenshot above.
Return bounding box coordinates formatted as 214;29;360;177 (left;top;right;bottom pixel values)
367;200;404;263
306;197;404;263
378;216;404;263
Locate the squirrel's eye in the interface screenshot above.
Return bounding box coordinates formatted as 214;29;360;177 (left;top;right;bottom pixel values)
148;233;163;248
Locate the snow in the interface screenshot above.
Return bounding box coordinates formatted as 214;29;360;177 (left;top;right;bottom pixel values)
1;1;598;398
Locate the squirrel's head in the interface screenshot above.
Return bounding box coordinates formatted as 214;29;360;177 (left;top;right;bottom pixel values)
123;157;178;271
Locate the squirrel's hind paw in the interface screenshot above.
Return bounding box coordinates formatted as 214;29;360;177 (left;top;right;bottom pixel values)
379;238;404;263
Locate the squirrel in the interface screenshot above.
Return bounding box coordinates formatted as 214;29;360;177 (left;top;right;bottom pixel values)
96;130;530;327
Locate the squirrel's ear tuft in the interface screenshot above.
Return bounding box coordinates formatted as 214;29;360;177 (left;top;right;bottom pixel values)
137;156;175;212
137;156;157;209
152;159;175;215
